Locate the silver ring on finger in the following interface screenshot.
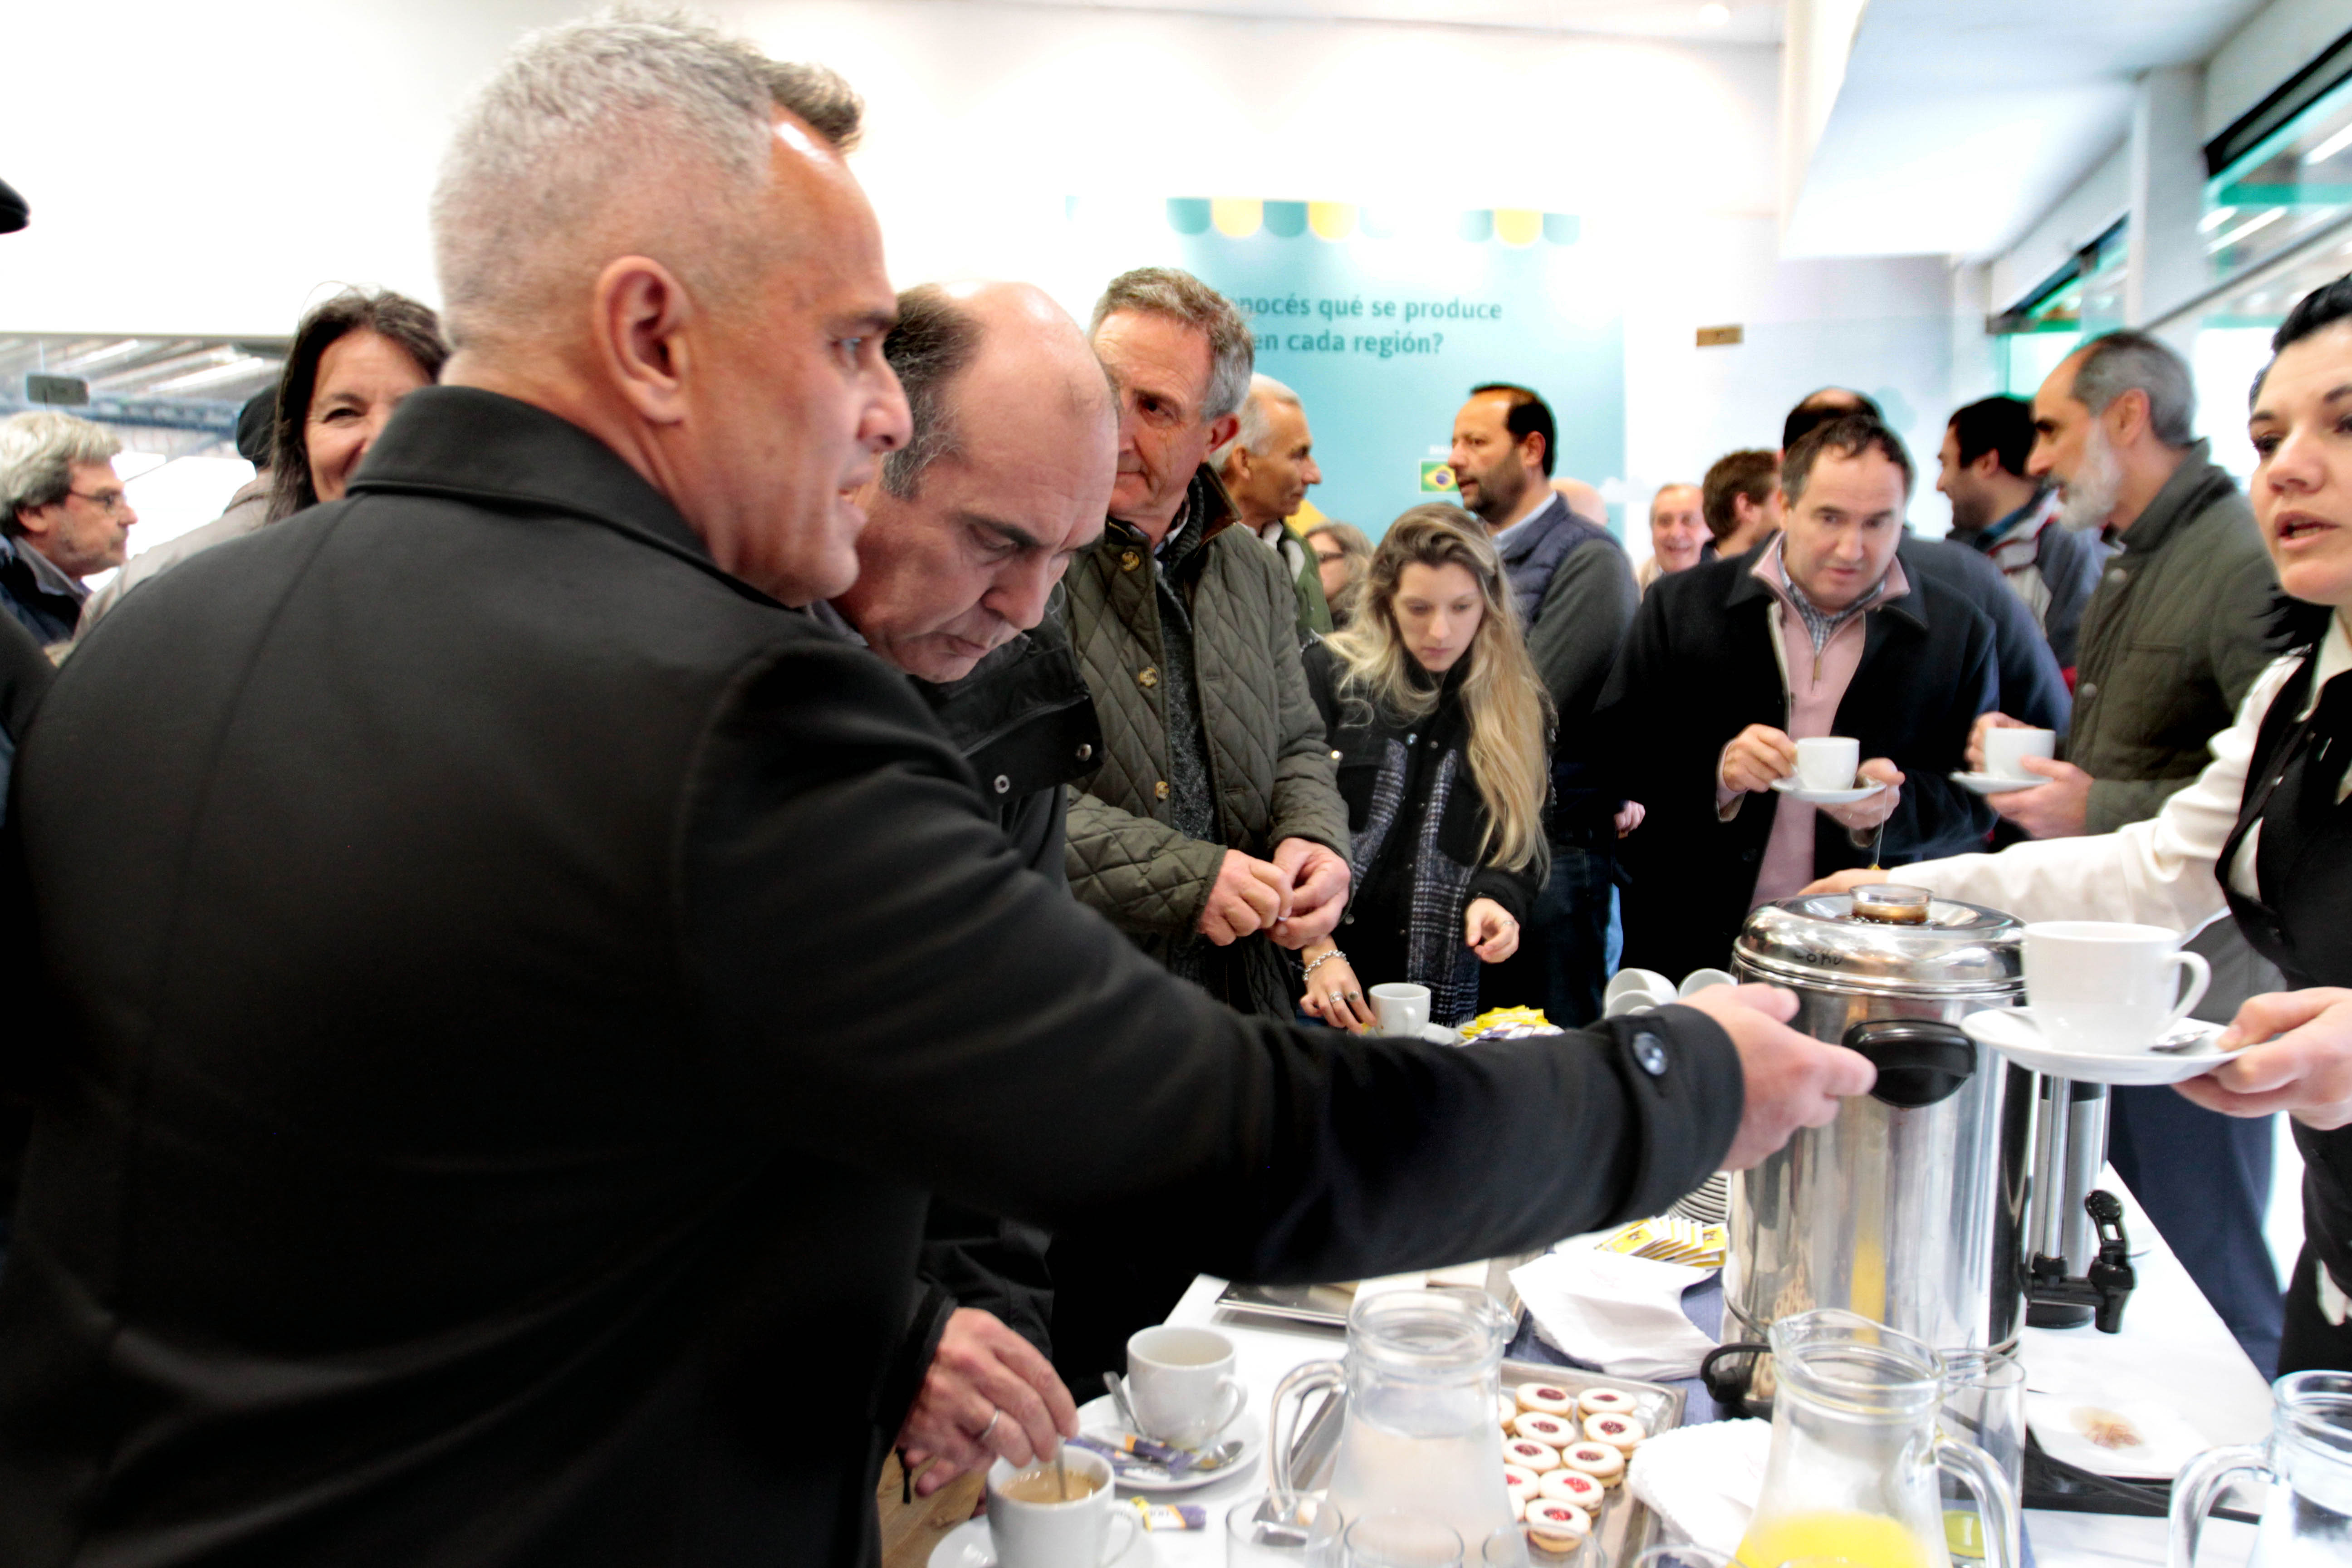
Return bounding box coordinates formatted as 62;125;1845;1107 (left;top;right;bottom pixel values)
979;1409;1003;1445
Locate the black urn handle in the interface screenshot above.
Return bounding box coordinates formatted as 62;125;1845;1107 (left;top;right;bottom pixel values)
1842;1019;1977;1109
1700;1339;1770;1414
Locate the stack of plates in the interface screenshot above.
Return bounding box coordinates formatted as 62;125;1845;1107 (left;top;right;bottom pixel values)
1668;1172;1729;1227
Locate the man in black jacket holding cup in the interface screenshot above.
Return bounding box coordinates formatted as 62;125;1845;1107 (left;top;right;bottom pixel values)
1602;417;1999;982
0;17;1873;1567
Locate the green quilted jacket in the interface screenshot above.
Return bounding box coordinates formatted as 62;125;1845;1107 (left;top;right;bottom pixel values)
2067;444;2284;833
1063;468;1351;1019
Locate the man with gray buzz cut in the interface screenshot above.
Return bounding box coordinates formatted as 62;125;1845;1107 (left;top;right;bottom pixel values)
0;12;1868;1567
1215;372;1331;638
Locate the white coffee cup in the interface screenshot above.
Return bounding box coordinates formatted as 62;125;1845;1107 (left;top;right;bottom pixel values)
1795;736;1861;791
1605;968;1675;1014
1371;982;1431;1037
2023;921;2213;1055
1678;967;1739;998
985;1447;1137;1568
1983;726;2057;782
1124;1325;1246;1449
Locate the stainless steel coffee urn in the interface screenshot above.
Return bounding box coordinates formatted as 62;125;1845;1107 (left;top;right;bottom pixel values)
1720;887;2033;1363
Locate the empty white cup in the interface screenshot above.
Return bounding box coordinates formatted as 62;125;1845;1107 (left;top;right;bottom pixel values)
2023;921;2212;1055
1983;727;2057;781
1124;1325;1245;1450
1371;983;1432;1037
1795;736;1861;791
1678;968;1738;998
1599;973;1675;1011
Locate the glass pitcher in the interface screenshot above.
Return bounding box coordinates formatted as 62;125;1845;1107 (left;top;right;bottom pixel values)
2171;1370;2352;1568
1736;1310;2018;1568
1269;1288;1513;1549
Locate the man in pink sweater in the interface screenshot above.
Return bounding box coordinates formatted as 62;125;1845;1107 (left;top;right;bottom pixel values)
1602;417;2000;979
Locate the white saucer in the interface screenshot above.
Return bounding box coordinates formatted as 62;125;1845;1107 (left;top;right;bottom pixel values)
930;1514;1155;1568
1950;771;2042;796
1074;1395;1262;1494
1960;1007;2246;1086
1769;777;1888;806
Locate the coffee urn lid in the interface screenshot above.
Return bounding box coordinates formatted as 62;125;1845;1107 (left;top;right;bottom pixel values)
1735;888;2024;996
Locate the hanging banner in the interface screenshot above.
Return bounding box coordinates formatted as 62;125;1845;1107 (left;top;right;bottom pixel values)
1063;196;1627;539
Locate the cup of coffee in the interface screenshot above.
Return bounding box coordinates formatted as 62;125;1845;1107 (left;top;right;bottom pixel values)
1371;983;1432;1037
1124;1325;1246;1450
986;1446;1136;1568
1794;736;1861;791
2023;921;2212;1055
1983;726;2057;782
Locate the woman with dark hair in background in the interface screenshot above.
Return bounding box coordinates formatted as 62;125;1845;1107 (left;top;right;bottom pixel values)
1813;270;2352;1371
265;288;448;521
1297;505;1553;1029
83;289;447;625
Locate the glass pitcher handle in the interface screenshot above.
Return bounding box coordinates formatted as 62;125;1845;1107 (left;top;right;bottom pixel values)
1267;1359;1345;1496
2168;1444;2267;1568
1933;1434;2020;1568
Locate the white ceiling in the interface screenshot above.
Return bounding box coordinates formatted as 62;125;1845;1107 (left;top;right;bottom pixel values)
988;0;1785;44
1784;0;2274;259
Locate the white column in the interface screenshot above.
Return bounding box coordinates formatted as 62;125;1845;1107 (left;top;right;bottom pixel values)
1948;261;1999;406
2124;64;2208;344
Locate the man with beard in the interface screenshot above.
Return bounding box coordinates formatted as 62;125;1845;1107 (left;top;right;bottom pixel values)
1446;383;1638;1027
1974;328;2289;1372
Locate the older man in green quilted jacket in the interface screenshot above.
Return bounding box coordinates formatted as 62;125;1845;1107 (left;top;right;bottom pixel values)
1053;268;1354;1398
1060;268;1352;1021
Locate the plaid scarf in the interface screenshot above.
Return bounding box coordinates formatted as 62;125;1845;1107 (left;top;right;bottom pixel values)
1774;536;1885;653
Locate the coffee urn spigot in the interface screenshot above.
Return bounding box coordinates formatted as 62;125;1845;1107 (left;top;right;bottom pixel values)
2027;1191;2136;1334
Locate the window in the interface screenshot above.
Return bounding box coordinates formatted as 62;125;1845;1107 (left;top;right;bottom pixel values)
1993;221;2128;398
2202;70;2352;288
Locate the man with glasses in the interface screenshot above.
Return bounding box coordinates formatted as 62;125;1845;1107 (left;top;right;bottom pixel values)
0;410;137;645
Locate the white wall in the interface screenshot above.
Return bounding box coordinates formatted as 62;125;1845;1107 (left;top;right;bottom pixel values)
3;0;1969;546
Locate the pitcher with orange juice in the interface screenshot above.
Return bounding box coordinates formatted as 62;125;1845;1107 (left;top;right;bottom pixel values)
1735;1310;2019;1568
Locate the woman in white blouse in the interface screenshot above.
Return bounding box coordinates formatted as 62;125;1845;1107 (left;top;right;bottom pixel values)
1816;271;2352;1369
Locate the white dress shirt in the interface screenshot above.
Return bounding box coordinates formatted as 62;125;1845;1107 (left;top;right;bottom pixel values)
1893;614;2352;931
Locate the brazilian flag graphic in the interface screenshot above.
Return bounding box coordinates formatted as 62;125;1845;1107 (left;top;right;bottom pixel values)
1419;462;1457;494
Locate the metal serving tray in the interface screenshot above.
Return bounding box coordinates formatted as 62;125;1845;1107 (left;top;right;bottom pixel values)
1497;1359;1686;1566
1215;1255;1534;1330
1274;1356;1686;1566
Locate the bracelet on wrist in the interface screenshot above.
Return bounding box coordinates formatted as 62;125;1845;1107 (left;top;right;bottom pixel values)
1302;949;1347;979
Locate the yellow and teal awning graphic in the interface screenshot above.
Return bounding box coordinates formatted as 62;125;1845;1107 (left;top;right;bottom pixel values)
1158;198;1578;247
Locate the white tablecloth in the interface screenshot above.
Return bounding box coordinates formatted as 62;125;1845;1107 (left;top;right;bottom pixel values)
1084;1169;2271;1568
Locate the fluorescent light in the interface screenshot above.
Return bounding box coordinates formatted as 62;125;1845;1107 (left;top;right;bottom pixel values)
2207;207;2285;252
149;357;274;393
1697;1;1730;24
2304;120;2352;167
2198;206;2235;233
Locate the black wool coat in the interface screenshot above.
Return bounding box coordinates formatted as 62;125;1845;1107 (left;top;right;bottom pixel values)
1597;552;1999;981
0;387;1747;1568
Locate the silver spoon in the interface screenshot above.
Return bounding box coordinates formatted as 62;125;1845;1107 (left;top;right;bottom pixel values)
1053;1437;1070;1501
1102;1370;1142;1433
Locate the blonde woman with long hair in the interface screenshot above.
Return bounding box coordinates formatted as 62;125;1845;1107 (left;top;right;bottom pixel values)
1298;505;1554;1028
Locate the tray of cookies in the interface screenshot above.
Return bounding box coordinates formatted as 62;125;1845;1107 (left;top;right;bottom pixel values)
1496;1359;1682;1564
